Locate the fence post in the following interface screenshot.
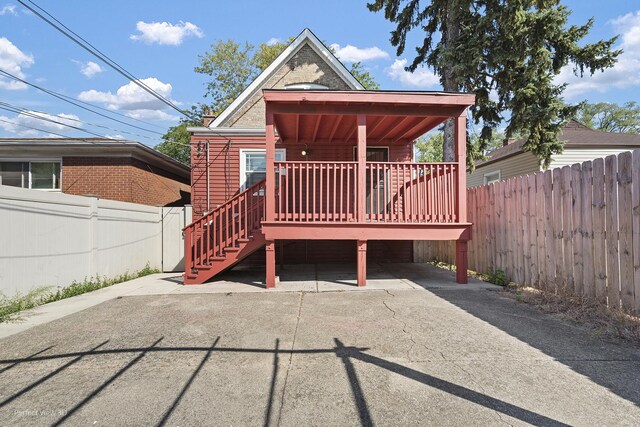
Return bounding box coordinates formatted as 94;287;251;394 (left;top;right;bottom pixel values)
89;197;98;279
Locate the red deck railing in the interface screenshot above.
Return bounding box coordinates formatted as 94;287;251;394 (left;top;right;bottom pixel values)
366;162;458;223
184;179;266;271
274;161;459;224
275;161;357;222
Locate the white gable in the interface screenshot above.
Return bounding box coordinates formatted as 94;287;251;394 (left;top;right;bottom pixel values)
210;28;364;128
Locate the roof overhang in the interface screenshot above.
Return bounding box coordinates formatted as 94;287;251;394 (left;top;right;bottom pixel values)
263;90;475;145
0;138;190;178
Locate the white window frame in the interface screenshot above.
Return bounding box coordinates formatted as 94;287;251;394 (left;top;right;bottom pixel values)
483;170;501;185
239;149;286;189
0;158;62;191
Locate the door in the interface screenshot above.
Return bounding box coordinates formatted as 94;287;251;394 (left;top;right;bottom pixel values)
162;206;192;272
354;147;389;216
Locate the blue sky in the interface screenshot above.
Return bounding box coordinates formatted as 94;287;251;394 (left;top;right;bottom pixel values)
1;0;639;145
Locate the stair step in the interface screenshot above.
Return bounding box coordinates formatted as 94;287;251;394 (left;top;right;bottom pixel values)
237;238;251;243
210;256;226;261
224;247;240;253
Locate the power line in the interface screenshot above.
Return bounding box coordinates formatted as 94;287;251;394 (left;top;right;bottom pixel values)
0;117;78;139
0;105;115;139
0;116;192;149
0;106;192;148
0;69;165;134
17;0;196;121
0;101;162;142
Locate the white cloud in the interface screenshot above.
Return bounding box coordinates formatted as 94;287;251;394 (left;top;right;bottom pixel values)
78;77;179;122
266;37;281;46
105;134;125;140
130;21;203;46
79;61;103;78
0;111;80;136
387;59;440;88
0;37;34;90
0;4;16;15
330;43;389;63
557;10;640;99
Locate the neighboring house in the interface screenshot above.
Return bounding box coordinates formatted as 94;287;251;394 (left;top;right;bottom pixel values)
0;138;190;206
185;28;474;286
468;120;640;187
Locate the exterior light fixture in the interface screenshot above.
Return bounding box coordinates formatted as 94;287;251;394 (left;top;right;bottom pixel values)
301;144;311;157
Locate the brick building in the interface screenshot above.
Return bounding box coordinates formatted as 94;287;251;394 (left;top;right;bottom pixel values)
0;138;190;206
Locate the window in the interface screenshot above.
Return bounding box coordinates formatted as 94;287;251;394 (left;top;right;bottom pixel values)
353;147;389;162
0;161;61;190
483;170;501;185
239;149;285;189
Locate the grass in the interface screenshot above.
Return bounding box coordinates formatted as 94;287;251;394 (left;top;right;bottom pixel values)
0;264;159;323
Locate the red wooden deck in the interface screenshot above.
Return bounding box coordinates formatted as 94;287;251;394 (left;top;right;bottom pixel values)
184;90;475;287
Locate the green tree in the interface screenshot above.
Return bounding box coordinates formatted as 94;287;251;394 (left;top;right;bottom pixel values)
158;37;380;165
155;105;205;166
368;0;621;167
350;62;380;90
415;129;512;166
575;101;640;133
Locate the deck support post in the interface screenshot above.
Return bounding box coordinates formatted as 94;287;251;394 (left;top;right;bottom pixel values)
357;240;367;287
357;114;366;223
455;240;468;284
266;239;276;289
454;112;468;285
265;110;276;222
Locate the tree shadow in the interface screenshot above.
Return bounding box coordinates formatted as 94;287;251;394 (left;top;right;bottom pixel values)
0;337;570;426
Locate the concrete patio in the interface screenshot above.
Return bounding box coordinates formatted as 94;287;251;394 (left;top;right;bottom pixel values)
0;263;639;426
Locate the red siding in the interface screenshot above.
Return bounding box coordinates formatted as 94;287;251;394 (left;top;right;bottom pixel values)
190;134;414;263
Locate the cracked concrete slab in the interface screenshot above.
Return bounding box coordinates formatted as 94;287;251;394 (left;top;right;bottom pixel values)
0;263;639;426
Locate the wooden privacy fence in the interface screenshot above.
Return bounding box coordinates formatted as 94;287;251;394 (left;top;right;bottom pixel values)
415;149;640;313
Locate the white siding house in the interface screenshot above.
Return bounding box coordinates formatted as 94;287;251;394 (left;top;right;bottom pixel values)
467;121;640;188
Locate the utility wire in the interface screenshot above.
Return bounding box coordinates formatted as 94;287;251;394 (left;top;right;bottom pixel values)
0;105;116;139
0;69;165;134
17;0;196;121
0;101;161;141
0;117;79;139
0;107;192;148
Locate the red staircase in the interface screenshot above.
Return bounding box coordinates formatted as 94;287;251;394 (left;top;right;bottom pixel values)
183;179;266;284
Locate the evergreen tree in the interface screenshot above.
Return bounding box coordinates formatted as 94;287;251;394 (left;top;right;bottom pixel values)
368;0;621;167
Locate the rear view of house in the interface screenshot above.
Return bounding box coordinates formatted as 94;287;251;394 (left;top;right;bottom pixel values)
185;29;474;286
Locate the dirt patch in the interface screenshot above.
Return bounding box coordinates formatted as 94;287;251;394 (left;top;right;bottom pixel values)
500;286;640;344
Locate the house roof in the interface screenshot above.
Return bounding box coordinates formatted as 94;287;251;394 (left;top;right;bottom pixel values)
476;120;640;168
209;28;364;129
263;89;475;145
0;138;190;178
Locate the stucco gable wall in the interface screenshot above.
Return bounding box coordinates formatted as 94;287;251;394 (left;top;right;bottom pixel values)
222;44;353;129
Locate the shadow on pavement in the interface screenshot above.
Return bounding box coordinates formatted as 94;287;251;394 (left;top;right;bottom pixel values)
0;337;569;426
427;285;640;407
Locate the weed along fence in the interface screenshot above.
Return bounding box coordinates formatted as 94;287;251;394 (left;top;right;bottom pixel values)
0;185;190;299
415;149;640;313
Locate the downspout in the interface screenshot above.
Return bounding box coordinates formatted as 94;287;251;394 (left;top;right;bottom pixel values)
206;139;210;212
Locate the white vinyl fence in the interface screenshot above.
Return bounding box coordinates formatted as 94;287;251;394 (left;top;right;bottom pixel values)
0;185;190;297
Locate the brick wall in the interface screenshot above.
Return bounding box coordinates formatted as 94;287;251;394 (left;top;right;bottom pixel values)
62;156;190;206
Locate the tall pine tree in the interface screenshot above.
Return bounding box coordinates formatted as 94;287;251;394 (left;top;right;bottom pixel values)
368;0;621;166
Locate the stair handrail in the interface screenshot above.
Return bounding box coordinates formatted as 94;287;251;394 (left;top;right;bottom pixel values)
184;178;266;275
183;178;267;232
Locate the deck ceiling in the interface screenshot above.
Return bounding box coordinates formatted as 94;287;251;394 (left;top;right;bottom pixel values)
264;90;475;145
